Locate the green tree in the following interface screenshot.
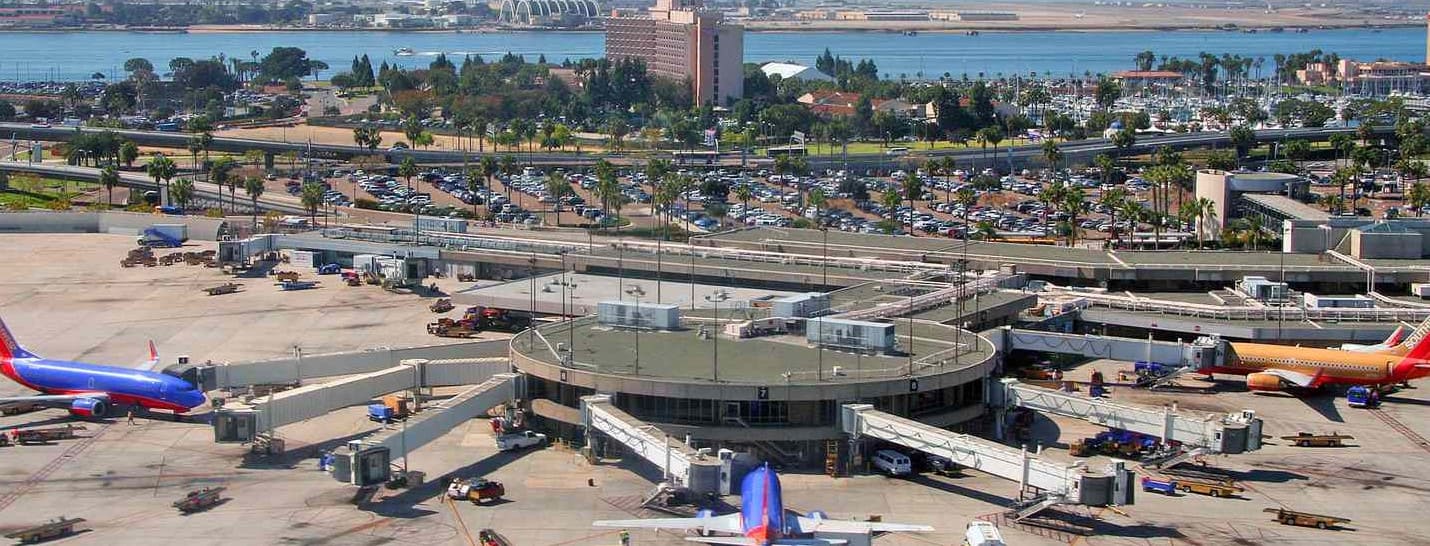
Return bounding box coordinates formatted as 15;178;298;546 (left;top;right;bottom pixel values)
807;188;827;222
169;178;195;210
1407;182;1430;217
1205;150;1238;171
1283;139;1312;169
1110;128;1136;159
1229;125;1256;158
1060;186;1088;247
734;184;753;219
976;126;1005;171
119;140;139;168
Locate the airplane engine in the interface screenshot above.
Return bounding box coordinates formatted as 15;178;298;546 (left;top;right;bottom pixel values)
1246;373;1285;392
69;398;108;418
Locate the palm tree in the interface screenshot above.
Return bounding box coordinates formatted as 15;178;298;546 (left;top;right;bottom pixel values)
146;153;177;204
1061;186;1088;247
902;176;924;234
170;178;195;211
807;188;827;225
99;166;119;208
976;126;1005;171
398;157;419;192
1098;187;1129;246
301;181;325;225
734;184;753;220
954;188;977;240
1242;214;1265;250
1116;199;1145;247
1041;140;1063;172
1321;193;1346;216
879;188;902;233
243;176;265;229
1192;197;1217;248
466;168;485;219
544;170;573;226
209;157;236;213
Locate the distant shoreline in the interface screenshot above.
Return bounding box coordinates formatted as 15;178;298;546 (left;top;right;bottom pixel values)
0;21;1416;35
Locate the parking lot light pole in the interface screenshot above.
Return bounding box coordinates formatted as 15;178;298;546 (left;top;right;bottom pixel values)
704;290;729;382
626;284;645;376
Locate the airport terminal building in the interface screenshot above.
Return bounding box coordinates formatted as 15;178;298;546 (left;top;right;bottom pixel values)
510;300;998;464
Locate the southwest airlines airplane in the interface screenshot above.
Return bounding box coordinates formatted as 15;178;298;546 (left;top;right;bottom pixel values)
595;465;932;545
1211;318;1430;392
0;317;206;417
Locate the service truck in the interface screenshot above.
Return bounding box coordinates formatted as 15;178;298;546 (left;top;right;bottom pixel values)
137;224;188;247
495;430;546;451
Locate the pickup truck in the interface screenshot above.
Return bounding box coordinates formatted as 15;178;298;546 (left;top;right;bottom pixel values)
495;430;546;451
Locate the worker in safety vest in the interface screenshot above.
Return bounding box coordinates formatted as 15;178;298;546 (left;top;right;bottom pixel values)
619;529;630;545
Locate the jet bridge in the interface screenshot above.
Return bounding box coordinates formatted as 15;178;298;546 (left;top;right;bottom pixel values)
993;328;1226;372
211;358;510;443
580;395;724;495
197;340;509;391
840;403;1133;519
331;373;520;486
990;379;1263;455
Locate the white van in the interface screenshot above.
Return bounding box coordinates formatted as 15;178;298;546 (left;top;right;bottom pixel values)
872;449;911;476
964;521;1006;546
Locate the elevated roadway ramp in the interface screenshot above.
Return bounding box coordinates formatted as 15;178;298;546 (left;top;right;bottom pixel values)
840;403;1133;519
331;373;520;485
211;358;510;442
198;340;509;390
990;379;1263;455
580;395;724;495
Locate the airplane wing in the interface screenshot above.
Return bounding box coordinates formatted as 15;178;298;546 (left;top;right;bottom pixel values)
136;340;161;372
0;393;109;407
594;513;743;535
683;539;846;546
1256;368;1320;389
794;516;933;534
794;516;934;534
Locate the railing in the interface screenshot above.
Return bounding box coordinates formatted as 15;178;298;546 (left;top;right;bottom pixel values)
1054;288;1430;322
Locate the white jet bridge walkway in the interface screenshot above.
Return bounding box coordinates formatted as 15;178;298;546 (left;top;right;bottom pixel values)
211;358;510;443
990;378;1263;457
580;395;724;495
331;373;520;486
840;404;1134;520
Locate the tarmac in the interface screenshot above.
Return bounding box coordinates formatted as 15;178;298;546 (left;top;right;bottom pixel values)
0;233;1427;545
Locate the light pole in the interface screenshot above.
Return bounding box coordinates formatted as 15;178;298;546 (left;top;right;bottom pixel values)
704;290;729;382
625;284;645;376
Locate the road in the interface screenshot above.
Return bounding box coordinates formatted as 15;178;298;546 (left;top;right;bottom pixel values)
0;122;1388;171
0;160;310;215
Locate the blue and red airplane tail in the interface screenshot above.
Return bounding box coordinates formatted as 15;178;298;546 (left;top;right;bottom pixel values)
0;317;35;360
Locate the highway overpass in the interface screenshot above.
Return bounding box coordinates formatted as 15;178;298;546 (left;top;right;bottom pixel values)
0;122;1391;171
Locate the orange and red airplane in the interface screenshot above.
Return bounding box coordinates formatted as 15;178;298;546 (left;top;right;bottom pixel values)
1203;319;1430;392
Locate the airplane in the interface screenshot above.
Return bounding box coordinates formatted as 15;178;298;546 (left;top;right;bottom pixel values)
0;317;206;418
1203;318;1430;392
1340;324;1407;353
593;465;933;545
